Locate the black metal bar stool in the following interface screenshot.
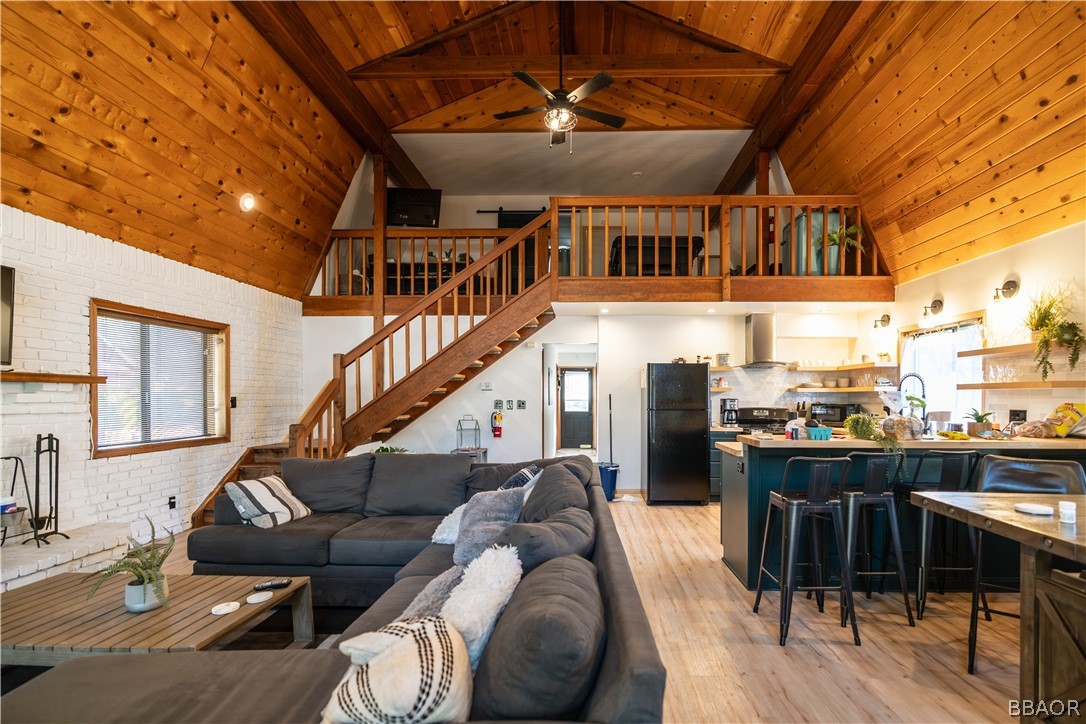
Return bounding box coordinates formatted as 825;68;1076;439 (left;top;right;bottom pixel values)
753;456;860;646
897;449;979;619
841;451;914;627
967;455;1085;674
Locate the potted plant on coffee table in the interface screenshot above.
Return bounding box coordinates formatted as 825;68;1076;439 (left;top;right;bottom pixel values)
88;516;174;612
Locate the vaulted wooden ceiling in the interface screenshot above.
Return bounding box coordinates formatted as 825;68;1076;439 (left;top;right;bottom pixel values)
2;1;1083;297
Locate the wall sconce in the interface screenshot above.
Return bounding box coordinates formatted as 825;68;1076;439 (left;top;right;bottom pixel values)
873;314;891;329
918;299;943;329
992;279;1020;301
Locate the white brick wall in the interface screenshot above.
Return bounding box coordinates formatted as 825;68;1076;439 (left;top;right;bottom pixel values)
1;206;303;536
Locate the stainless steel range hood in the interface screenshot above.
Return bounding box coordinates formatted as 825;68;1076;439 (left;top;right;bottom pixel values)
742;313;787;368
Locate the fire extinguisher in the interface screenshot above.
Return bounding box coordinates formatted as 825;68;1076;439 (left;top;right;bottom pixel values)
491;411;504;438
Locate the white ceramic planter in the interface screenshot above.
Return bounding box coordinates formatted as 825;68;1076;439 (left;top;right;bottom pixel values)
125;577;168;613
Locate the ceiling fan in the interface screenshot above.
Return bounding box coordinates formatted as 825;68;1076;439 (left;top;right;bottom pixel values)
492;11;626;148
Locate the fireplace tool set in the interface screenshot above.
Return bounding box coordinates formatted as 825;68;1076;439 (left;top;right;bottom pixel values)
1;434;67;547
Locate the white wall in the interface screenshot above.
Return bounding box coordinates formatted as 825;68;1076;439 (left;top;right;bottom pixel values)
883;222;1086;424
0;207;303;537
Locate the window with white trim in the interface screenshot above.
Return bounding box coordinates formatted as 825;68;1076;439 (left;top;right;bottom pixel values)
91;300;229;457
899;320;983;421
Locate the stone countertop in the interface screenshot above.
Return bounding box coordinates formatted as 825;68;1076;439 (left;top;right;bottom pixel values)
733;434;1086;450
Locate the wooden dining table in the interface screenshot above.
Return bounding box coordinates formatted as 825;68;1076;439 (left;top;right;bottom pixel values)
911;491;1084;719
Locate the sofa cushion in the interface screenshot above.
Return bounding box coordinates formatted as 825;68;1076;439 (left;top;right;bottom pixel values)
340;576;433;640
329;515;442;567
364;453;470;516
279;454;374;514
520;464;589;523
454;487;526;565
395;543;455;581
225;476;311;529
495;507;595;572
471;555;605;720
465;462;525;498
187;513;363;566
534;455;595;486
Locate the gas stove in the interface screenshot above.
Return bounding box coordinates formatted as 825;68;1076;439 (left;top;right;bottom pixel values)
735;406;791;435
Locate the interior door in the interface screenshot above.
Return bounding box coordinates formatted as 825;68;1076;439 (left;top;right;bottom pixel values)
558;367;594;449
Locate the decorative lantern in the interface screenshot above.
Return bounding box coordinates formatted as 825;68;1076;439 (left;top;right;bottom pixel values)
456;415;481;451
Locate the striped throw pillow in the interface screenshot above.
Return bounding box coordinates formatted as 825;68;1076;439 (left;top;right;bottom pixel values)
225;476;312;529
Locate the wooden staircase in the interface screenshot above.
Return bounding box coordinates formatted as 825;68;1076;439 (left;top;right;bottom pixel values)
191;211;554;527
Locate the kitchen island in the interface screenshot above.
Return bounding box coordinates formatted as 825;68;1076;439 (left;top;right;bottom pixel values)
716;434;1086;590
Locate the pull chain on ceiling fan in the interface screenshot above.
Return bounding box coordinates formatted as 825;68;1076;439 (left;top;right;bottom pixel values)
493;7;627;152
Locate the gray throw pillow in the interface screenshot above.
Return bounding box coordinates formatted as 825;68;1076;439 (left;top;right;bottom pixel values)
364;454;470;516
520;464;589;524
400;565;465;619
495;507;594;572
453;487;526;565
279;454;374;514
471;555;606;720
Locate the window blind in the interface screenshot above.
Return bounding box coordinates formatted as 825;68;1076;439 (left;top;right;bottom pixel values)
96;313;222;449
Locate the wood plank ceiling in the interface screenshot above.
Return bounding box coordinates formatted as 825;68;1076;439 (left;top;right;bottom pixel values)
2;1;1083;296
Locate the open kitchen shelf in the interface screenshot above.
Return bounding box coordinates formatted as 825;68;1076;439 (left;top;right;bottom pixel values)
790;362;898;372
957;343;1034;358
710;387;733;393
787;385;897;394
709;366;732;372
957;381;1085;391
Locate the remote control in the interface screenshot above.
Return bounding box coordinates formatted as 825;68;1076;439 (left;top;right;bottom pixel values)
253;578;291;591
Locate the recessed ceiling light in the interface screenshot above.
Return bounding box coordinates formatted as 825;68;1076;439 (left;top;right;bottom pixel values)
600;308;610;314
239;193;256;212
631;171;643;179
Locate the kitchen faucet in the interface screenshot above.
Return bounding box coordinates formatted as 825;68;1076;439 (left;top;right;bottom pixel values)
897;372;928;428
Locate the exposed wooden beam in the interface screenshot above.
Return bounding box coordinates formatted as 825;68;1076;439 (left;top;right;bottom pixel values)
345;1;539;76
714;2;882;194
611;1;785;68
235;1;428;189
349;53;790;80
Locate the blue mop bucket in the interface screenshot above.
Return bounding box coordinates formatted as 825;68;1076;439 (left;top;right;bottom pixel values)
598;462;619;501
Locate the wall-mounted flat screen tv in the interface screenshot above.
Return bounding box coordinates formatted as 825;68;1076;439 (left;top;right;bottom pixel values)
387;188;442;228
1;265;14;368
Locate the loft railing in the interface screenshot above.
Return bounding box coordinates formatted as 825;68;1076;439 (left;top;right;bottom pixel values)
314;229;522;297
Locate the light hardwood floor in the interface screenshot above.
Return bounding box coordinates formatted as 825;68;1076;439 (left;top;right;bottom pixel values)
168;499;1019;722
609;500;1018;723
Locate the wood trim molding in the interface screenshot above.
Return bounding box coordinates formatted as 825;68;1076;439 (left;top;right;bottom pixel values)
0;371;106;384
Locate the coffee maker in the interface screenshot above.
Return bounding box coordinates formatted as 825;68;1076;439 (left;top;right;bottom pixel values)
720;398;739;426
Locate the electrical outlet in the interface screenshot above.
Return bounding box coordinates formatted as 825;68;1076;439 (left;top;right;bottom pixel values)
506;399;514;410
1009;409;1028;422
230;396;237;409
480;380;493;391
168;496;177;510
517;400;526;410
494;398;504;410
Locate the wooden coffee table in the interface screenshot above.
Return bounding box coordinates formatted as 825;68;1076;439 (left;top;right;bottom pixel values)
0;573;313;666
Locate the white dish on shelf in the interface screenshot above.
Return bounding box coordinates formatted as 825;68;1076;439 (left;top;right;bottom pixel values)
1013;503;1054;516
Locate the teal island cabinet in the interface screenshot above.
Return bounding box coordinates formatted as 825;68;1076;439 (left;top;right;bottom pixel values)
716;435;1086;591
709;428;741;500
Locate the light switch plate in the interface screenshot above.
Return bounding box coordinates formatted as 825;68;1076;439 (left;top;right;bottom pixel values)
480;380;493;391
506;399;514;410
517;400;526;409
494;399;504;410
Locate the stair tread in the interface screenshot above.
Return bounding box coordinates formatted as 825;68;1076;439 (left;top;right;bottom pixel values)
469;360;484;367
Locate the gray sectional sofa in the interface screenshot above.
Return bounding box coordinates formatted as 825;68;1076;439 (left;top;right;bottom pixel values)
2;453;666;723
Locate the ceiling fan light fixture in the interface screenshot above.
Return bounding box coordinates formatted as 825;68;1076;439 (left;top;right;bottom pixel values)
544;107;577;132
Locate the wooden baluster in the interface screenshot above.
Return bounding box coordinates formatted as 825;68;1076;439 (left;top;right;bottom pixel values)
756;205;764;276
518;239;525;294
503;250;509;303
740;206;747;276
603;206;610;278
720;201;731;297
620;206;627;277
773;205;781;277
702;205;709;278
570;206;578;278
654;206;660;277
805;206;813;276
637;206;643;277
373;345;385;399
687;206;694;277
586;208;594;276
354;360;361;412
790;206;797;276
670;207;677;278
821;206;829;277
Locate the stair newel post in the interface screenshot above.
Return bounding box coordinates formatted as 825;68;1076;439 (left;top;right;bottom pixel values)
288;423;305;459
332;354;345;456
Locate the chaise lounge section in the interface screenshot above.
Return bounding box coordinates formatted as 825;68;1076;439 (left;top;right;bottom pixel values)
2;453;666;723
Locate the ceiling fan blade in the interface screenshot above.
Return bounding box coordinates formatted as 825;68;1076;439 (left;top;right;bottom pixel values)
493;106;548;120
512;70;556;101
549;130;566;146
572;106;627;129
567;72;613;104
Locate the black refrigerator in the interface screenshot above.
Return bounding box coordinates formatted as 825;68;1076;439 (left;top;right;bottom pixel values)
642;363;710;504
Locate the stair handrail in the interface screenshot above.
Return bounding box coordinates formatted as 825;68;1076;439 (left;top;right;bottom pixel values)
340;210;552;368
288;374;343;459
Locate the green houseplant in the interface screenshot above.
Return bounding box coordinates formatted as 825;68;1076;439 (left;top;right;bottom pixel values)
1026;284;1084;380
88;517;174;612
815;222;863;275
843;413;905;481
964;408;994;437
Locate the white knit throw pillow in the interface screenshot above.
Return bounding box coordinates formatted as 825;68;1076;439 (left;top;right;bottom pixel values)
323;617;471;724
